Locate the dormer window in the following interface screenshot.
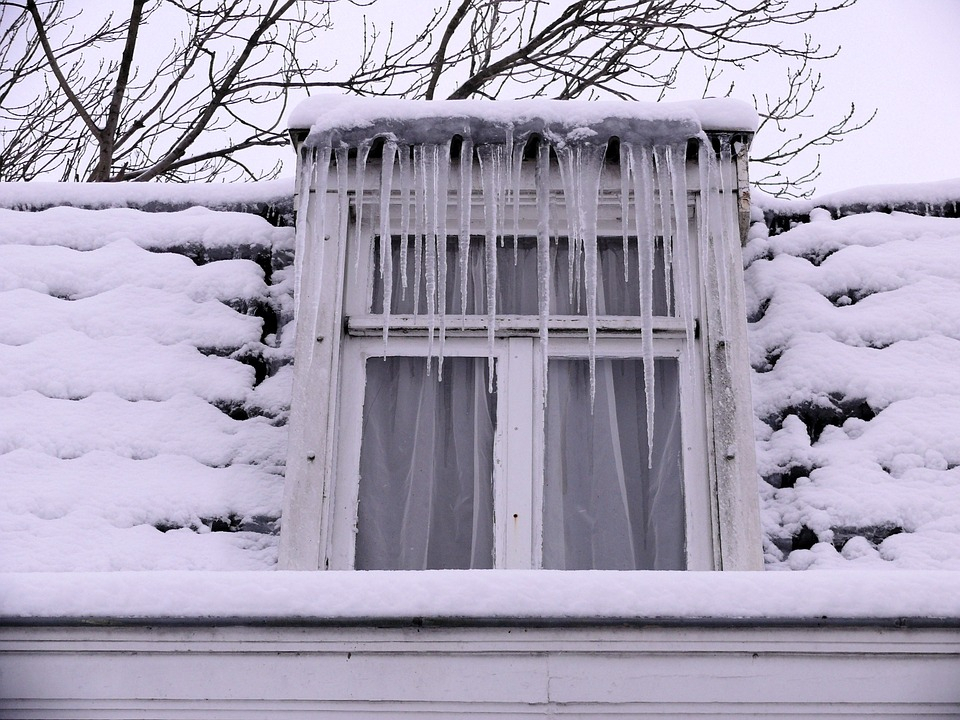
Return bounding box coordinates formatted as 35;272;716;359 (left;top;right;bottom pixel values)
280;98;763;571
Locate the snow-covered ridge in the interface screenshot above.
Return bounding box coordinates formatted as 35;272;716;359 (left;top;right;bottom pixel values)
289;96;757;146
754;178;960;216
0;179;294;211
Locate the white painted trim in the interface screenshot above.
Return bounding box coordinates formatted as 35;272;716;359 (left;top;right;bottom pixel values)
346;314;689;337
502;338;536;568
279;184;349;570
3;622;958;717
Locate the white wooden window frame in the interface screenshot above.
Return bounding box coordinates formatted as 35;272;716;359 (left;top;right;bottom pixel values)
320;192;713;570
279;147;763;572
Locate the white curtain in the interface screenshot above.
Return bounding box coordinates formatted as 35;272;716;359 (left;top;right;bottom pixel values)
542;357;685;570
359;236;683;570
355;356;496;570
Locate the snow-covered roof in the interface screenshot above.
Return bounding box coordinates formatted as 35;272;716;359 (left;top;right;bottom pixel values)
288;96;757;147
747;185;960;570
2;172;960;577
0;184;294;571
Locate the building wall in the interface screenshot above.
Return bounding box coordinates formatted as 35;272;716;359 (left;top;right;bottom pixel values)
2;621;959;717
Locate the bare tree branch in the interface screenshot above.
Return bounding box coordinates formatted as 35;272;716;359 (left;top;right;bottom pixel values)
0;0;871;191
23;0;101;137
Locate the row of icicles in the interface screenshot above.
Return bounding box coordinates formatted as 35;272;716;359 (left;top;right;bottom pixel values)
294;132;740;460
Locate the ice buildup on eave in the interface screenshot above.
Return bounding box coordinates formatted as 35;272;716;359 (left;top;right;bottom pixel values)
287;96;758;147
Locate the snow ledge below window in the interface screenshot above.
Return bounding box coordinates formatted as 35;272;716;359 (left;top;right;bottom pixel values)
2;570;959;623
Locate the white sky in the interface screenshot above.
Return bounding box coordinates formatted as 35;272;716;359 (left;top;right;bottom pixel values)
11;0;960;195
291;0;960;196
782;0;960;194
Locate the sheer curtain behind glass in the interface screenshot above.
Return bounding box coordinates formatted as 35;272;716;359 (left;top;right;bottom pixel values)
361;234;683;570
543;358;685;570
355;356;496;570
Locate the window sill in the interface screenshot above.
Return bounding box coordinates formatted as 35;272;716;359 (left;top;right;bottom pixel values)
3;569;959;624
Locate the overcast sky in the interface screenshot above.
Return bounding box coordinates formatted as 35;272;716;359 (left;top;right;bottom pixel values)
12;0;959;195
764;0;960;194
298;0;960;196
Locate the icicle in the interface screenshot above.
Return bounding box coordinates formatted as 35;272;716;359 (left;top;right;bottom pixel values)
629;143;657;464
536;139;552;409
458;138;474;323
653;145;675;312
398;145;411;299
291;145;328;396
666;141;697;472
557;142;605;404
619;141;631;282
477;144;499;389
580;145;604;405
436;139;452;376
667;140;696;345
500;128;512;250
292;145;315;327
555;149;578;310
335;146;350;255
424;143;438;367
413;144;425;317
697;138;713;333
379;140;397;352
511;134;525;264
353;140;372;271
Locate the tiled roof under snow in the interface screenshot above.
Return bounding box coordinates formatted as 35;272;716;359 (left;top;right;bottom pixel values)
0;185;295;571
748;190;960;569
3;179;960;574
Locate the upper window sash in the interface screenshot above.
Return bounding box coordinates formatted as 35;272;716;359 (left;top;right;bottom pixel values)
343;190;699;325
370;234;674;317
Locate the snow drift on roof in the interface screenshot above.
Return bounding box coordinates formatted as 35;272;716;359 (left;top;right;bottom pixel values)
0;200;292;572
746;208;960;570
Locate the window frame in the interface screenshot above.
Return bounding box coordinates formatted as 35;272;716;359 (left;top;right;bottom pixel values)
279;139;763;572
323;189;714;571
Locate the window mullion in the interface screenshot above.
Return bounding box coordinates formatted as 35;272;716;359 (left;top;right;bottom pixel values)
499;337;536;569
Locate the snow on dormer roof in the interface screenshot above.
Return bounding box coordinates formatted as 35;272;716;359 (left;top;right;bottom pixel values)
288;96;757;147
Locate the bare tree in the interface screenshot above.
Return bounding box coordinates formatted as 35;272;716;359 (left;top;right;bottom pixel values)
749;49;875;196
1;0;336;181
0;0;871;192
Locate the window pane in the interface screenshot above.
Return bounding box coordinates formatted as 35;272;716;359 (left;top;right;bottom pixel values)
355;356;496;570
372;236;670;316
542;358;685;570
